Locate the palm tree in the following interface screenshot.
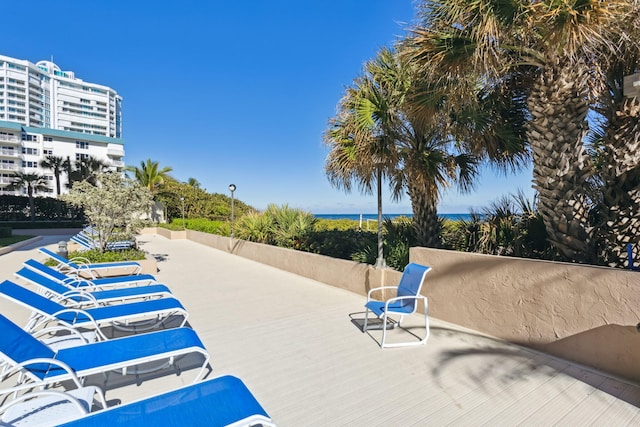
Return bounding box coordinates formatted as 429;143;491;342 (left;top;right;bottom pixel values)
325;47;483;248
39;155;69;195
187;177;201;189
68;156;108;187
405;0;636;263
7;172;49;221
126;159;173;196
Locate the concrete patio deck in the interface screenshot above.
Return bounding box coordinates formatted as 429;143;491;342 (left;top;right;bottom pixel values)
1;233;640;425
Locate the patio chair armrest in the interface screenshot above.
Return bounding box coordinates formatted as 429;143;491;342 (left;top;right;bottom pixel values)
367;286;397;301
32;325;94;343
62;276;98;290
1;358;83;389
58;289;99;306
45;308;108;341
68;256;91;266
384;295;427;312
0;390;90;418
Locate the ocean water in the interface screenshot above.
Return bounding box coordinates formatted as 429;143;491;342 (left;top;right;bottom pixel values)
314;213;472;221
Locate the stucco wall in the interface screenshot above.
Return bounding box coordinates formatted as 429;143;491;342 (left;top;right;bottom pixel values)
409;247;640;381
141;228;640;381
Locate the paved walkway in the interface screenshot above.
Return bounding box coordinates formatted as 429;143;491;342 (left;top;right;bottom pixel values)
1;233;640;425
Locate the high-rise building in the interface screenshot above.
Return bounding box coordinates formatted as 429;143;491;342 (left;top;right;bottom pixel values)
0;54;125;196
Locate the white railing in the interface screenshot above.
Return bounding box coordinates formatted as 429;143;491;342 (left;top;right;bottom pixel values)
0;134;18;143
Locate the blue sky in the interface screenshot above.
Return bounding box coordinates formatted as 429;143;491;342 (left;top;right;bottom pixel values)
4;0;533;214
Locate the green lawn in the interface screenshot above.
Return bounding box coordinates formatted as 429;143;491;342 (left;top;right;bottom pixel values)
0;235;34;248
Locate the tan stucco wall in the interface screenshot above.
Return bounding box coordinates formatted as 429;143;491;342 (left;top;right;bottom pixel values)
409;247;640;382
141;228;640;381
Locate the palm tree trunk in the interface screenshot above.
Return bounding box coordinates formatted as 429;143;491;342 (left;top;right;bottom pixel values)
27;187;35;222
408;182;440;247
527;60;595;263
596;97;640;267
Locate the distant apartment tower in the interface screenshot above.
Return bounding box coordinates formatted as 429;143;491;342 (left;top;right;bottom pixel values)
0;54;124;196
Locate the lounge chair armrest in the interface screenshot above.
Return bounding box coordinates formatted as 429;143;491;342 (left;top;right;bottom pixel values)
32;325;93;343
43;308;108;341
59;289;99;306
68;256;91;266
0;390;90;418
1;358;83;389
367;286;398;301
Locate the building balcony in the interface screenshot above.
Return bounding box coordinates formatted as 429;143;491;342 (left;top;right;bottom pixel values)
0;163;18;171
0;149;19;158
0;134;19;144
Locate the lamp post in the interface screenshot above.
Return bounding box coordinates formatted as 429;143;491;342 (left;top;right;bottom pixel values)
228;184;236;238
374;164;386;269
180;197;185;230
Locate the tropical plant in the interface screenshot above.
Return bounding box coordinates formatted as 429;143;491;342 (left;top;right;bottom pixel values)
325;46;500;248
235;204;316;248
405;0;639;263
62;173;152;252
126;159;173;196
69;156;109;186
39;155;70;195
6;172;50;221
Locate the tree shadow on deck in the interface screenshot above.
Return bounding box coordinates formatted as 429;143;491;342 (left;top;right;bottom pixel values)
429;326;640;409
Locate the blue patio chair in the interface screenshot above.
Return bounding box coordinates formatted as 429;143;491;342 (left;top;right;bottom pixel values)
0;280;188;339
23;259;157;288
0;313;210;390
39;247;142;278
15;267;173;306
57;376;274;427
363;263;432;348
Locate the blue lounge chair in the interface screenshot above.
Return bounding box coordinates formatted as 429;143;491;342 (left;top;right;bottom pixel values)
57;376;274;427
39;247;142;278
15;267;173;306
0;313;210;389
23;259;156;288
71;234;134;252
363;263;432;348
0;280;188;339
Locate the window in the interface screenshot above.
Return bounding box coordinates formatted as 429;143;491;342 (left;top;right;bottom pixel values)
22;161;38;168
22;147;39;156
76;153;89;161
43;149;53;155
21;134;37;142
76;141;89;149
43;136;53;142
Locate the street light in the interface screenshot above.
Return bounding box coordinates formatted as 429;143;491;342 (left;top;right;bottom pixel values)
180;197;185;230
374;164;386;269
228;184;236;238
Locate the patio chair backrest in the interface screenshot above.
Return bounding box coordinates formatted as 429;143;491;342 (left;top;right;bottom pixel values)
0;280;64;317
24;259;69;282
0;314;55;379
396;263;431;311
16;267;70;296
40;248;78;269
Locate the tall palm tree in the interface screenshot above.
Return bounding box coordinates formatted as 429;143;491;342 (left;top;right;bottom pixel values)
68;156;108;187
39;155;69;195
405;0;635;263
7;172;49;222
325;47;482;248
126;159;173;196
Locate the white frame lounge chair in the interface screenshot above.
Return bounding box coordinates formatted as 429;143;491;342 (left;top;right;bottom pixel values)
0;314;210;389
363;263;432;348
0;280;188;339
23;259;156;289
56;375;274;427
15;267;172;306
0;382;106;427
39;248;142;278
